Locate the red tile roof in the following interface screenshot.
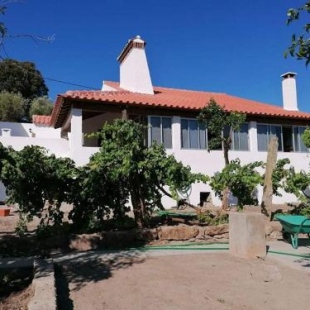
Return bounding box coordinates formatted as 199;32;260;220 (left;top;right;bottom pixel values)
50;81;310;128
32;115;51;125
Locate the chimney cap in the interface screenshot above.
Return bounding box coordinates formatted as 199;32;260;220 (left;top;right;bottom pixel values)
281;72;297;79
117;35;146;63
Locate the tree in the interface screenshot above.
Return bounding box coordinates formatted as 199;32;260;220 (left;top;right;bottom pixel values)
29;96;53;119
301;127;310;148
0;144;77;227
209;159;263;210
93;119;204;227
0;90;25;121
285;1;310;65
0;59;48;100
197;99;246;209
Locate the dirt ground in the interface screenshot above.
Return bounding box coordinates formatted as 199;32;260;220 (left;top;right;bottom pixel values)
1;205;309;310
60;252;310;310
0;282;33;310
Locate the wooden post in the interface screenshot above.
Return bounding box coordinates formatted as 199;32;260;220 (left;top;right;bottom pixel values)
261;136;278;218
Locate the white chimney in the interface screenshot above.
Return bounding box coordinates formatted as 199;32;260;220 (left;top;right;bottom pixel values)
281;72;298;111
117;35;154;95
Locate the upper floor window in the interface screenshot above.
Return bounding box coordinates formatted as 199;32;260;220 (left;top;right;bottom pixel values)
149;116;172;148
224;123;249;151
293;126;307;152
257;124;307;152
181;119;206;149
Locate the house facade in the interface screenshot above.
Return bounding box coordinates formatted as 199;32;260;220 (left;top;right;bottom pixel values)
1;35;310;207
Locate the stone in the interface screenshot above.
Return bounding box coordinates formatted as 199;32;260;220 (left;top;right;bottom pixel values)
134;228;158;241
28;259;56;310
157;225;199;240
229;212;266;259
213;233;229;239
203;224;229;237
265;221;282;240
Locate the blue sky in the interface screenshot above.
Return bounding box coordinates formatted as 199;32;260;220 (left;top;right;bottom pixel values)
2;0;310;112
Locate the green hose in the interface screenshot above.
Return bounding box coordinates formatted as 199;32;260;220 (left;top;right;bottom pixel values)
134;242;310;259
143;247;229;251
146;241;229;248
268;250;310;259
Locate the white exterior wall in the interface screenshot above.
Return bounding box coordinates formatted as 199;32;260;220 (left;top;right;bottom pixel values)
164;118;309;207
0;121;61;138
0;116;308;208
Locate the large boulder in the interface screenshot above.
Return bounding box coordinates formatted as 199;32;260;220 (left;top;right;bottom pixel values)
203;224;229;237
158;225;200;240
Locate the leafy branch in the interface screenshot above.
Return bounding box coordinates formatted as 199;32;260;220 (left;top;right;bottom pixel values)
285;1;310;65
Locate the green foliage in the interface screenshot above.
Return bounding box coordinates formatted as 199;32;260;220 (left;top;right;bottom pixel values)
197;210;229;225
301;127;310;148
271;158;290;196
283;167;310;203
210;159;263;209
15;213;28;237
285;2;310;65
0;144;77;226
288;203;310;217
197;98;246;164
0;59;48;100
92;119;204;227
29;96;53;119
0;120;204;230
0;91;25;121
68;164;129;232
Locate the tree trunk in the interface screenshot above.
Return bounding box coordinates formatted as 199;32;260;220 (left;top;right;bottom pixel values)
131;190;144;228
222;145;230;210
261;136;278;218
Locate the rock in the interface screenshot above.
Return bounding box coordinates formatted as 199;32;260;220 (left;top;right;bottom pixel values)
203;224;229;237
69;233;104;251
213;233;229;239
270;231;282;240
158;225;200;240
134;228;158;241
265;221;282;239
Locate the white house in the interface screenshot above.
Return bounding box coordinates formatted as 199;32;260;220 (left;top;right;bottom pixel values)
1;35;310;207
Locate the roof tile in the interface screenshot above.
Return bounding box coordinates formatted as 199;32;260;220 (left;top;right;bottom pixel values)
50;81;310;127
32;115;51;125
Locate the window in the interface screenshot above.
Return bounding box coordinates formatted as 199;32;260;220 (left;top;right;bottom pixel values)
257;124;282;151
257;124;307;152
221;124;249;151
232;123;249;150
293;126;307;152
149;116;172;148
181;119;206;149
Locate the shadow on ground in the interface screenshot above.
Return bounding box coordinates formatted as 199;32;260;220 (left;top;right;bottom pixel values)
57;250;146;292
53;249;146;308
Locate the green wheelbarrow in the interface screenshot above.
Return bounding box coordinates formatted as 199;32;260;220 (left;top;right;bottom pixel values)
275;214;310;249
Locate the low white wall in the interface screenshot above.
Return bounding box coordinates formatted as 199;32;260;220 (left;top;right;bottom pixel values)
70;146;99;166
0;122;61;138
0;137;70;157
